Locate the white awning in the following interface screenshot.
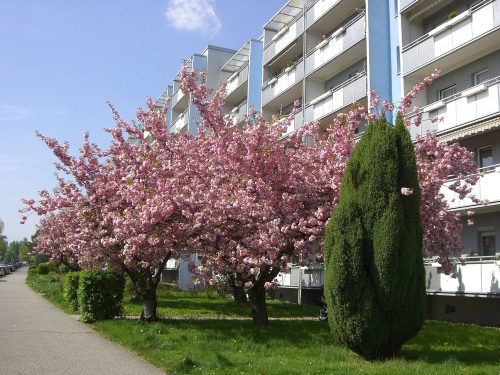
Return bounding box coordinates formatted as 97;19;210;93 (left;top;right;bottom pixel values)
263;0;304;31
221;41;251;73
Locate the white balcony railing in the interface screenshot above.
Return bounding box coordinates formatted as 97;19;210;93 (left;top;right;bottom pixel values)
171;88;186;110
276;265;324;288
409;76;500;138
171;109;188;133
277;109;304;137
442;163;500;210
305;72;367;123
226;65;249;97
425;256;500;295
263;15;304;64
262;58;304;105
230;100;247;126
402;0;500;74
305;13;365;75
306;0;342;27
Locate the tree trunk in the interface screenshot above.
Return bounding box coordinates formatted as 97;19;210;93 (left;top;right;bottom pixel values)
248;282;268;327
140;281;158;322
229;274;247;304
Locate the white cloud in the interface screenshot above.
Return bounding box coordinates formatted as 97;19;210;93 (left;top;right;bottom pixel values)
0;104;33;122
165;0;222;37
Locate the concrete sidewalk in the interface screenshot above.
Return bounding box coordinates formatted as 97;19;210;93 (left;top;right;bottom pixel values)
0;267;164;375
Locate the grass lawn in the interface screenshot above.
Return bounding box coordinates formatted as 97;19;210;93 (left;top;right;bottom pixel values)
27;270;500;374
93;319;500;374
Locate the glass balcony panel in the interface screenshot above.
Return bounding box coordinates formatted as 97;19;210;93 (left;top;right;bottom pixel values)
226;65;249;97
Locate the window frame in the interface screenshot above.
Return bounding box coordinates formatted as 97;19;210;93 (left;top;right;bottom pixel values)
439;85;457;100
477;145;494;170
473;68;489;85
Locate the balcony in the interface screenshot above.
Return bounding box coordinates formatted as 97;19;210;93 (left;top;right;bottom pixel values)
409;76;500;138
442;163;500;211
171;87;187;111
225;65;249;100
229;100;247;127
171;109;188;134
263;15;304;65
278;109;304;137
306;0;342;26
262;58;304;106
402;0;500;77
276;265;324;288
305;13;365;76
425;256;500;295
304;72;367;123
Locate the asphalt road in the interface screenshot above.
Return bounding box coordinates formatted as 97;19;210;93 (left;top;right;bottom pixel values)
0;267;164;375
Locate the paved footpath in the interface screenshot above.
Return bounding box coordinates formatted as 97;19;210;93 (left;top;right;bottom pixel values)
0;267;164;375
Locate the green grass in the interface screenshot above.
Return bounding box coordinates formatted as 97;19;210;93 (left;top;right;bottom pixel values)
123;285;318;318
93;319;500;374
26;268;74;313
27;270;500;374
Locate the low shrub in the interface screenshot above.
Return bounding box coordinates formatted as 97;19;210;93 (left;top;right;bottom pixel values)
77;269;125;322
64;272;80;311
36;263;50;275
58;264;70;274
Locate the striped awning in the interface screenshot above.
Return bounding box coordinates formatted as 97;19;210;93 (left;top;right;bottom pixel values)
437;116;500;143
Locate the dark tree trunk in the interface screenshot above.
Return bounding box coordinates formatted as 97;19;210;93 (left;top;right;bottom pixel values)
248;281;268;327
229;274;247;304
140;281;158;322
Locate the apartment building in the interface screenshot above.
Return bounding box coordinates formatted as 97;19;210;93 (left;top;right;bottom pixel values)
155;0;500;324
400;0;500;325
166;41;263;136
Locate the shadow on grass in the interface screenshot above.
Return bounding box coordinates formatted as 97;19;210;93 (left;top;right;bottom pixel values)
401;321;500;365
126;289;317;318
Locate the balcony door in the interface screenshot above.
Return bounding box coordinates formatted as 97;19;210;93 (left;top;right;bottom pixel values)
479;231;496;256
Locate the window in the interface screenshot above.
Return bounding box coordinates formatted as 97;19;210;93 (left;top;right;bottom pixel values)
478;146;493;169
479;232;496;256
439;85;457;100
396;46;401;74
473;69;489;85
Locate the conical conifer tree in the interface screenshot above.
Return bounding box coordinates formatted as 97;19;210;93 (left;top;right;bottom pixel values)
324;114;425;359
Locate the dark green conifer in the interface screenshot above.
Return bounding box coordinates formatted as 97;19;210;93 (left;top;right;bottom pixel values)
324;114;425;359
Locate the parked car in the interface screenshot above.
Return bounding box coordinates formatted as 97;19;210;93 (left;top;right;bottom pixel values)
7;264;16;272
0;263;10;275
0;266;5;276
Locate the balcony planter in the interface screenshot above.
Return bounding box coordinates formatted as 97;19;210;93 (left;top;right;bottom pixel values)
428;10;471;37
268;77;278;85
309;90;331;105
284;65;294;73
228;71;239;83
424;100;446;112
272;26;288;41
462;84;487;97
316;39;329;49
331;26;345;38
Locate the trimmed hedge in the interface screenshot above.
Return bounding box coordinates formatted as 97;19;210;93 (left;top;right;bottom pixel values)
63;272;80;311
77;269;125;322
36;263;50;275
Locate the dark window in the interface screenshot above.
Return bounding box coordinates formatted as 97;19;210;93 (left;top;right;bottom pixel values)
479;232;496;256
478;146;493;169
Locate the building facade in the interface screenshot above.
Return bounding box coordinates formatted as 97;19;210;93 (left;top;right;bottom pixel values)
157;0;500;324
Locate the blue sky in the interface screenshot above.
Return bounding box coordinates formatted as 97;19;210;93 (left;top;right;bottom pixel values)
0;0;279;242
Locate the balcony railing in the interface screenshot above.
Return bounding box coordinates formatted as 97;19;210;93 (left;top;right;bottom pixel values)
424;256;500;295
262;58;304;105
171;87;187;110
276;265;324;288
263;15;304;65
305;13;365;75
230;100;247;126
402;0;500;74
305;72;367;123
409;76;500;138
442;163;500;210
171;109;188;133
226;65;249;97
277;109;304;137
306;0;342;27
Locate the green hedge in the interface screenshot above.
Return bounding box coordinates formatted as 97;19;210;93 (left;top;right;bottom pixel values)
36;263;50;275
77;269;125;322
63;272;80;311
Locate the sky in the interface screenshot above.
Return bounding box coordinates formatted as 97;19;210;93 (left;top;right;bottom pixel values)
0;0;280;242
